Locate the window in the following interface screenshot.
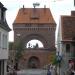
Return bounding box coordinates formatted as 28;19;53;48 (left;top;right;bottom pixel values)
2;34;7;49
66;44;70;52
72;37;75;46
1;10;5;21
0;60;4;75
2;34;4;49
5;35;7;49
1;9;5;21
1;10;4;20
0;9;1;20
0;32;1;48
0;61;1;75
2;60;4;75
26;39;44;48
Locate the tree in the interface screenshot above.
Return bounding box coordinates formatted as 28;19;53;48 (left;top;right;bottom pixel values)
13;40;24;70
13;40;24;61
9;42;14;50
52;56;58;65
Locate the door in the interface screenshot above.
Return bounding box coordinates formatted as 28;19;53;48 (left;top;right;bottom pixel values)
28;56;40;69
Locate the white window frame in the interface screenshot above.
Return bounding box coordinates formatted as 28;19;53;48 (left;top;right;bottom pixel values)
0;32;1;48
2;34;7;49
0;9;1;20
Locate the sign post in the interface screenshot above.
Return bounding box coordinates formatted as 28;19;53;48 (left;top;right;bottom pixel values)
56;51;62;75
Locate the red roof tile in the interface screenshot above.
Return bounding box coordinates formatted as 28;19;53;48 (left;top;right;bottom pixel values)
61;15;75;40
13;8;56;24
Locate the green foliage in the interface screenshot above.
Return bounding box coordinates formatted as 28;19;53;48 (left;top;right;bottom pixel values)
52;56;58;65
13;40;24;61
9;42;14;50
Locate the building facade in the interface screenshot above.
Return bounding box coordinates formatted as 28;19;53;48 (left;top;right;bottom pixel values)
13;6;56;69
57;11;75;75
0;2;11;75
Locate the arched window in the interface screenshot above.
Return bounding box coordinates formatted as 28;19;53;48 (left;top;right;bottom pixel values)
72;37;75;46
26;39;44;48
66;44;70;52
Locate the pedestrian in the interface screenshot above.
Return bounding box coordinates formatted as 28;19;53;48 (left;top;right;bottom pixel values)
66;68;75;75
7;65;9;72
50;66;56;75
70;69;75;75
13;69;17;75
47;69;51;75
66;68;71;75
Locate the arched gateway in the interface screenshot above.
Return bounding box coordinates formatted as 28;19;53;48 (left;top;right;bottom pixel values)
13;5;56;69
28;56;40;68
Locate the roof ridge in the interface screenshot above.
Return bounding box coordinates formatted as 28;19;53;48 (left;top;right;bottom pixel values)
13;8;56;24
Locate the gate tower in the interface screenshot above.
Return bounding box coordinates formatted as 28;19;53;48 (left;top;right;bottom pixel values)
13;5;56;69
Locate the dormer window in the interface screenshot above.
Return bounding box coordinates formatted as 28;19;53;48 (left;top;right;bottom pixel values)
1;10;4;20
1;7;6;21
0;2;7;22
31;10;39;20
31;15;39;19
0;9;1;20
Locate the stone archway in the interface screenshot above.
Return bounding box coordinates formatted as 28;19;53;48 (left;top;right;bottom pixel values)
28;56;40;69
23;34;48;49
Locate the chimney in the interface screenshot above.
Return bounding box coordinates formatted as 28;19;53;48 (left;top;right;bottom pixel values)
22;5;25;14
23;5;24;8
44;5;46;13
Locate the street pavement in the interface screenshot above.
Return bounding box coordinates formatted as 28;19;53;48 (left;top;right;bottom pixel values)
17;69;47;75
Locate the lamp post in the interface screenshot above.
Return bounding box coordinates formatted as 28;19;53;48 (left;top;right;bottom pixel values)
56;51;62;75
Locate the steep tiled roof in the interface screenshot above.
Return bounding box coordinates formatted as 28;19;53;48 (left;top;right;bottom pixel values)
0;2;11;32
0;2;7;11
61;15;75;40
0;2;3;8
13;8;56;24
0;20;11;31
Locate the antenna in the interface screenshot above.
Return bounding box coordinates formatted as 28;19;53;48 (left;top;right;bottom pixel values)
33;2;40;8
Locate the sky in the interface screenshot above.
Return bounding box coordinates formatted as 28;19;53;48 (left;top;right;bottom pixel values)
0;0;75;42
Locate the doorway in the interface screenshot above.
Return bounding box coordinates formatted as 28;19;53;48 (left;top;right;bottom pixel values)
28;56;40;69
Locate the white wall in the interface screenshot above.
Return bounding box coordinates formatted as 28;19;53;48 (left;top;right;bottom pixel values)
0;27;9;59
0;9;1;20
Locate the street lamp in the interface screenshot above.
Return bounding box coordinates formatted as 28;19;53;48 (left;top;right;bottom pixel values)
56;51;62;75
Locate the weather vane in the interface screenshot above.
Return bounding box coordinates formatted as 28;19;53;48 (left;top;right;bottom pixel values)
33;2;40;8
